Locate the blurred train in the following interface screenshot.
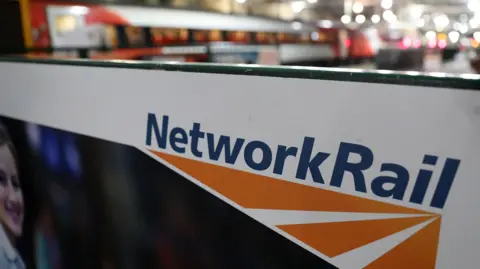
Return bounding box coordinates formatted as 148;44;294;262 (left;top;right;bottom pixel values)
375;22;426;70
468;32;480;73
27;1;377;66
429;32;474;63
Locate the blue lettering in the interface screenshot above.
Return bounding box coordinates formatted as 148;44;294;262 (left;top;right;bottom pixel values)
244;141;272;171
169;127;188;153
145;113;168;149
410;155;437;204
145;114;461;210
330;142;373;193
430;158;461;209
295;137;330;184
207;133;245;164
371;163;409;200
273;145;298;175
189;123;204;158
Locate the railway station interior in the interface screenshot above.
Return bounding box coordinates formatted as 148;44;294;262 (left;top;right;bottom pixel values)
1;0;480;74
0;1;479;269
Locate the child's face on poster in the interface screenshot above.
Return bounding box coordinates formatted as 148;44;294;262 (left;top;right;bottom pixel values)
0;145;23;237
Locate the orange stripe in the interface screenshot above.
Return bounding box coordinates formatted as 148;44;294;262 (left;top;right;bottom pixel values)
151;151;431;215
365;217;441;269
278;216;435;257
19;0;33;48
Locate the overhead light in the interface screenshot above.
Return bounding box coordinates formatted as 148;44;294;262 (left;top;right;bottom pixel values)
371;14;380;23
356;14;366;24
236;0;246;3
352;2;363;13
433;14;449;28
381;0;393;9
468;0;479;11
470;17;480;28
416;18;425;27
459;24;469;34
474;32;480;42
292;21;302;30
426;30;436;40
382;10;397;22
307;0;317;3
319;20;333;28
70;6;88;15
291;1;306;13
341;14;352;24
448;31;460;43
410;6;423;20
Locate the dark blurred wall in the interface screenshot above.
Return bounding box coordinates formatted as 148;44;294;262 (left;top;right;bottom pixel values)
0;0;29;53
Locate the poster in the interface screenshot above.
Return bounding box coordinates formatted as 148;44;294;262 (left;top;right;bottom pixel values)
0;61;479;269
0;117;335;269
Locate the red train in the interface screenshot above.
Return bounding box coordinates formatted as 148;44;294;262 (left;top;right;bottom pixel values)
26;1;377;66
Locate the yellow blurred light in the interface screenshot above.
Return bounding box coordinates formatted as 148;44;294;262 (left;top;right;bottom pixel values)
472;39;479;48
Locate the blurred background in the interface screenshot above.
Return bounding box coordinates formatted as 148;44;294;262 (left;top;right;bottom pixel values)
11;0;480;74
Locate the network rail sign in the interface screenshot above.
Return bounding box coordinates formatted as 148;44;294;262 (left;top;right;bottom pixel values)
0;60;478;269
145;113;458;269
146;113;459;210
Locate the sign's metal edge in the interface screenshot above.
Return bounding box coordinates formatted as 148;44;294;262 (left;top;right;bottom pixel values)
2;57;479;90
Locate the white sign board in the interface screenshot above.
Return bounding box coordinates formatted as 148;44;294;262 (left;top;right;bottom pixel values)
0;61;479;269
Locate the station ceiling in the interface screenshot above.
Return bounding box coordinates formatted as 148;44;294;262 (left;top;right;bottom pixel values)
42;0;480;26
